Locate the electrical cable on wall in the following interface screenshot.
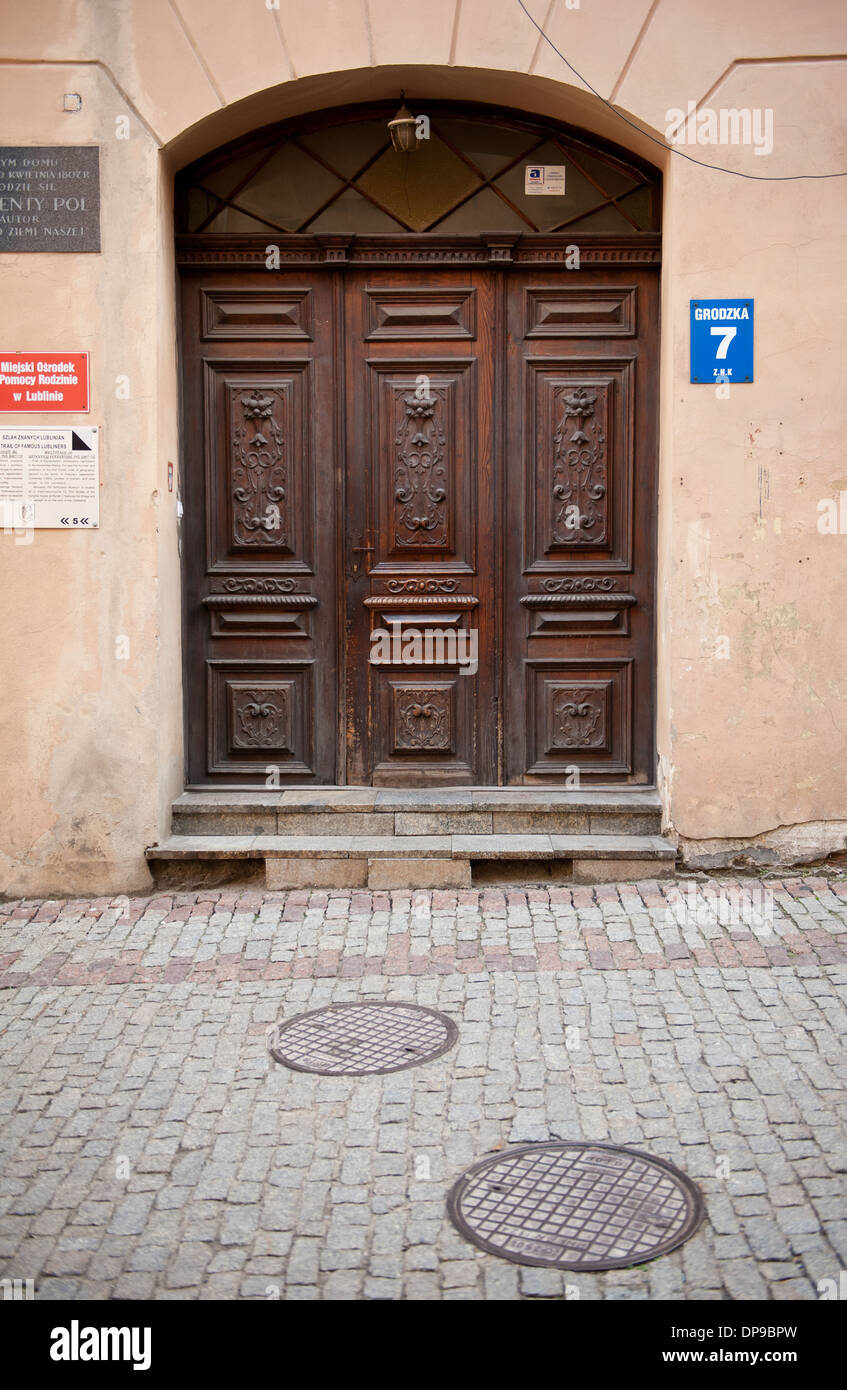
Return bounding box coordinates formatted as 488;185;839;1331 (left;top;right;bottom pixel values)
516;0;847;180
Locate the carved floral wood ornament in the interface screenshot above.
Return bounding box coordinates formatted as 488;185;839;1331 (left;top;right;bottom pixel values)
394;390;448;547
386;578;458;593
232;686;290;750
393;686;452;751
220;576;297;593
542;576;615;592
551;686;607;750
552;384;608;546
231;387;287;547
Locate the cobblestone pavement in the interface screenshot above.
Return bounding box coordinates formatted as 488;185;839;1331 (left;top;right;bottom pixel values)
1;878;845;1301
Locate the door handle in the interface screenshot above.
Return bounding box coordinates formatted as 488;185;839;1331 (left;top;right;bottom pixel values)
351;542;374;575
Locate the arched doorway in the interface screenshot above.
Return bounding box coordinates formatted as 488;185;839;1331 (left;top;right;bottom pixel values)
176;100;661;787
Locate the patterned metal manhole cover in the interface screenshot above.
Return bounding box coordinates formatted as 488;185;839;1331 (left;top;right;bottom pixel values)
448;1142;704;1271
268;1001;458;1075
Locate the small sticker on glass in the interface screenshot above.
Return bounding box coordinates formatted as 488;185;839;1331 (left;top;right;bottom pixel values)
525;164;566;196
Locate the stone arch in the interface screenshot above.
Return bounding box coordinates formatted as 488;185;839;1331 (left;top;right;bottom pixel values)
163;64;672;182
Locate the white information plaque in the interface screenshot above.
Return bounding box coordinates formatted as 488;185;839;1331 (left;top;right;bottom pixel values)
0;426;99;528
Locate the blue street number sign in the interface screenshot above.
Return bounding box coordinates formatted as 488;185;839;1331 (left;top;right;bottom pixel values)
690;299;754;383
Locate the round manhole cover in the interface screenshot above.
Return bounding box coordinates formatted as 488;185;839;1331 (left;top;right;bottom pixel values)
268;1001;458;1076
448;1142;704;1271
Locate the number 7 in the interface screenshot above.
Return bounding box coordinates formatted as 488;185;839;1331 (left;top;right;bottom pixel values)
710;325;737;359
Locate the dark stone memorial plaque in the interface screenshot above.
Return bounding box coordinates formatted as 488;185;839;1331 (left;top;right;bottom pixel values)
0;147;100;252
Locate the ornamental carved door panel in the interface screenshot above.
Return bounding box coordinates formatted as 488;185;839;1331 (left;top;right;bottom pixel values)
503;269;658;783
344;270;497;785
180;271;338;786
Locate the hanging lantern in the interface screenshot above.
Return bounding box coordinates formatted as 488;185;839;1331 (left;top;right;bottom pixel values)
387;102;418;154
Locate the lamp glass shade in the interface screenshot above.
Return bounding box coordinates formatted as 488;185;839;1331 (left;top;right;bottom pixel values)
387;105;418;154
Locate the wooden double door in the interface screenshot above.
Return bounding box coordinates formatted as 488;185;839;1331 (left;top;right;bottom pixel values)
180;263;657;787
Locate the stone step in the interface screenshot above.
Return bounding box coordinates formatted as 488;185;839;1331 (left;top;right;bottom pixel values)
146;830;677;889
171;787;664;837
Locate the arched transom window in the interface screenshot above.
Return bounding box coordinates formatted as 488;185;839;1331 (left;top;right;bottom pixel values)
176;102;660;238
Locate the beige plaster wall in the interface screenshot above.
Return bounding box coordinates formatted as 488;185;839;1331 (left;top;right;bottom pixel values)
657;56;847;863
0;0;845;893
0;57;181;896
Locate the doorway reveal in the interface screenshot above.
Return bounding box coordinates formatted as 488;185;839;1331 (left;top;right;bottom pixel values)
175;101;661;790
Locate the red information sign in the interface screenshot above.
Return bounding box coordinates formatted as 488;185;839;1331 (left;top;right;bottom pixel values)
0;352;89;412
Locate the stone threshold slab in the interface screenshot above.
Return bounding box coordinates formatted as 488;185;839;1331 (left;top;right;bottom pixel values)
174;787;663;818
148;832;675;862
171;789;662;817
